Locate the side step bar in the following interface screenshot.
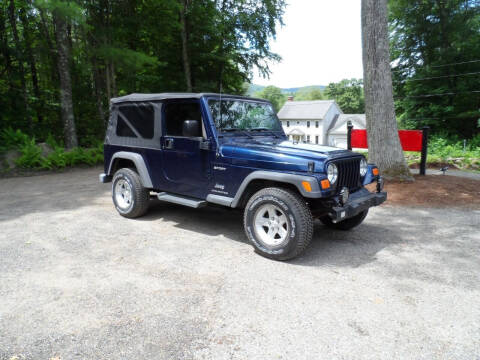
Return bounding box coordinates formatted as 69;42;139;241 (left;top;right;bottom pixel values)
157;192;207;208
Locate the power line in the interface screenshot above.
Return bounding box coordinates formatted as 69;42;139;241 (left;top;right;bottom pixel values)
392;59;480;72
396;71;480;83
431;59;480;68
395;90;480;99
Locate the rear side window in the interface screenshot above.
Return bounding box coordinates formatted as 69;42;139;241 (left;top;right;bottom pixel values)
116;104;154;139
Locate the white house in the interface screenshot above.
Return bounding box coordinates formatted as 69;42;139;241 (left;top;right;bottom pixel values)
277;99;366;149
277;100;343;145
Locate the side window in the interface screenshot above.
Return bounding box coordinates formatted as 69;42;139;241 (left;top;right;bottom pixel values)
116;104;154;139
116;116;137;137
164;101;203;137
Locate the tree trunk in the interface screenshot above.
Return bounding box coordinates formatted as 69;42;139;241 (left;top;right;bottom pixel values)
0;6;15;107
91;55;106;126
53;9;78;148
361;0;411;180
179;0;192;92
8;0;33;131
18;3;43;124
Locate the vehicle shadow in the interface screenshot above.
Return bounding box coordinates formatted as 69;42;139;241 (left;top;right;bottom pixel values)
141;200;402;268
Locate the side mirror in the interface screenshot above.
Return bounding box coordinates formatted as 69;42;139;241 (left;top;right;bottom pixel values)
182;120;201;137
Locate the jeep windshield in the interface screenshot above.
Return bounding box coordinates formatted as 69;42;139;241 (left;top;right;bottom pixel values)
208;98;283;134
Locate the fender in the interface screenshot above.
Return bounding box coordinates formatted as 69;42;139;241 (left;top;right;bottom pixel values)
107;151;153;188
206;170;322;208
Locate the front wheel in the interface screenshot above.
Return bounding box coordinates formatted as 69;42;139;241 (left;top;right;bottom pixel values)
319;210;368;231
112;168;150;218
243;187;313;261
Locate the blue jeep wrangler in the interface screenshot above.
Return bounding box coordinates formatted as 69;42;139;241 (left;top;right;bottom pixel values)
100;93;386;260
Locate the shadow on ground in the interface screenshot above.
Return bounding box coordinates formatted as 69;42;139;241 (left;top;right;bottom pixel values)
141;200;402;268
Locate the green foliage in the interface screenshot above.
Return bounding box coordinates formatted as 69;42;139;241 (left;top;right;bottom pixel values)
294;87;325;101
324;79;365;113
0;0;285;147
0;127;30;152
15;138;44;168
390;0;480;138
0;128;102;170
253;85;287;112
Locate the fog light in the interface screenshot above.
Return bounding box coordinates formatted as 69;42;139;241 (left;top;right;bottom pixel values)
339;187;349;206
376;176;384;193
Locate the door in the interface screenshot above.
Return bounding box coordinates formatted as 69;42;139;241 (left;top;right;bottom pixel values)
160;100;213;198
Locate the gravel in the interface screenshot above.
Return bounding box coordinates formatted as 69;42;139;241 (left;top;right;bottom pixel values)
0;167;479;360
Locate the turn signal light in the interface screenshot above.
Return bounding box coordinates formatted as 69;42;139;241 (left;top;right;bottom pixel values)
301;181;312;192
372;168;379;176
320;179;330;189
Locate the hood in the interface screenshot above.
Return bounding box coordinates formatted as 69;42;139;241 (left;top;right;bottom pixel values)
219;137;362;173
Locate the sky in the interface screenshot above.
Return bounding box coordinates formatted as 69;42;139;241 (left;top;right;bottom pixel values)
252;0;364;88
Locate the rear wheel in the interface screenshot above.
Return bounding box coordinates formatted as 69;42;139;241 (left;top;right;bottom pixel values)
112;168;150;218
319;210;368;231
244;187;313;261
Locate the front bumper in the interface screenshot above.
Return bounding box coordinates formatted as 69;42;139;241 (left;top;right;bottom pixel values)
329;188;387;222
99;173;112;183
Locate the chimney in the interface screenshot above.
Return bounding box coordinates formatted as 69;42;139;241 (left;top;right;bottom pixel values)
287;96;294;101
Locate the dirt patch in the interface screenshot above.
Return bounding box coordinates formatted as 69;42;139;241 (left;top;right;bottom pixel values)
367;175;480;208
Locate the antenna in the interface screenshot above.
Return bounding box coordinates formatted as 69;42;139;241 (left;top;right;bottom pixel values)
219;67;223;126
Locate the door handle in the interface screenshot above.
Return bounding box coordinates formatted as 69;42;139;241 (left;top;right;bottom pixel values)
164;138;174;149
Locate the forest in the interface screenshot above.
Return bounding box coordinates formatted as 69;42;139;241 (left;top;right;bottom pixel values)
0;0;285;148
0;0;479;171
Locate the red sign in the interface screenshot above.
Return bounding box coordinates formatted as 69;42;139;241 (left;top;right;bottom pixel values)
351;129;423;152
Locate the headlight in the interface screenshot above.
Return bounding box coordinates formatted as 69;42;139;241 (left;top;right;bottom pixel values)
360;158;368;177
327;163;338;184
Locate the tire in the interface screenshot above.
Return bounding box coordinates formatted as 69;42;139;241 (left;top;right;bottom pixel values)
243;187;313;261
112;168;150;218
319;209;368;231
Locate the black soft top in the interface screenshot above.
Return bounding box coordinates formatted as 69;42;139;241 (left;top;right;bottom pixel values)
110;93;268;104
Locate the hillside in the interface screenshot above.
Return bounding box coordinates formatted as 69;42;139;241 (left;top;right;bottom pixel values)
247;84;326;96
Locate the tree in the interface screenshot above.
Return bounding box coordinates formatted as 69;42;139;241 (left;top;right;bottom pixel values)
254;85;287;112
0;0;285;146
362;0;411;179
390;0;480;138
7;0;32;130
324;79;365;113
294;87;324;101
53;2;78;148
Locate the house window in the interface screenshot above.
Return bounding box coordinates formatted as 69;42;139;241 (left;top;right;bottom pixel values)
315;136;319;144
307;135;310;143
307;121;310;128
316;121;319;128
287;121;290;127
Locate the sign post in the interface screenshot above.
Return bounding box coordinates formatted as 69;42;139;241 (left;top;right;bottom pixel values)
347;125;430;176
420;126;429;176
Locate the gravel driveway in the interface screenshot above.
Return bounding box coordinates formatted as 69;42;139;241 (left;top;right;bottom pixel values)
1;167;479;360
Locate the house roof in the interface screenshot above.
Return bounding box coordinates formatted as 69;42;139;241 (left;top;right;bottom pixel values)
286;128;306;136
328;114;366;135
277;100;338;120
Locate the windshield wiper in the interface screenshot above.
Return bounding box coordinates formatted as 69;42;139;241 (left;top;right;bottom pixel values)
249;127;281;138
219;128;255;139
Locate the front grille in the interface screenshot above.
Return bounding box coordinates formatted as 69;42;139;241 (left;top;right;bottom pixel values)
332;158;361;192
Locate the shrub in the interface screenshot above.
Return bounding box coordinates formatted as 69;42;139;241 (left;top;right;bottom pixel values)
0;127;30;152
